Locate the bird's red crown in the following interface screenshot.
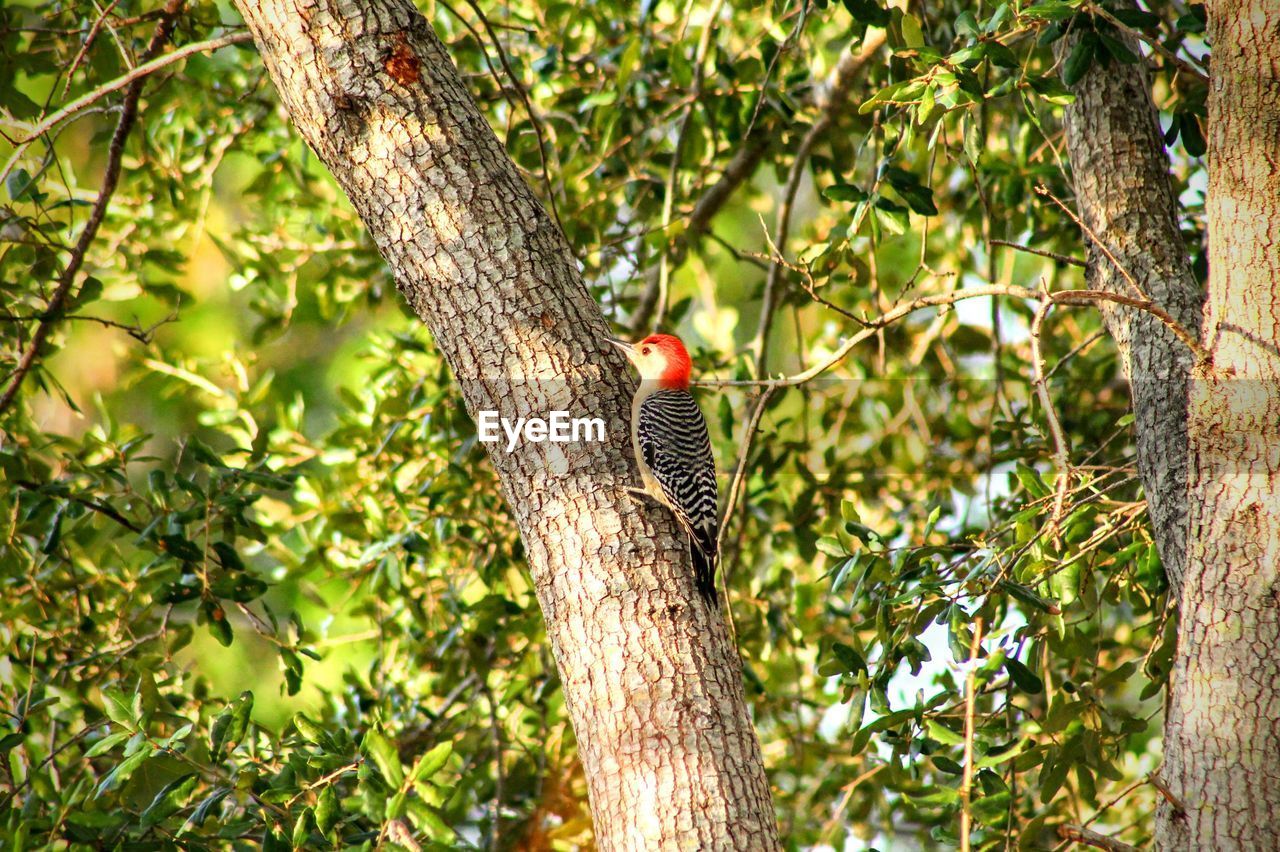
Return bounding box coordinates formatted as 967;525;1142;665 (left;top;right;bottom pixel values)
637;333;692;390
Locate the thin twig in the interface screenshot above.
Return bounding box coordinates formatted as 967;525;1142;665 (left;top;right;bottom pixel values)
1045;329;1106;381
1083;775;1149;829
990;238;1086;268
0;30;253;186
459;0;565;242
15;480;142;534
748;28;889;376
1030;288;1071;548
629;32;886;333
484;678;506;849
1148;773;1185;816
64;0;127;95
653;0;727;330
0;1;190;415
1087;3;1209;84
717;386;776;548
715;383;775;636
0;308;179;342
752;113;824;378
818;763;887;842
960;617;985;852
1057;824;1139;852
695;284;1205;391
1034;184;1207;361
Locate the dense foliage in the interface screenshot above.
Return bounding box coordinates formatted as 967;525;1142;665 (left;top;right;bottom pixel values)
1;0;1207;847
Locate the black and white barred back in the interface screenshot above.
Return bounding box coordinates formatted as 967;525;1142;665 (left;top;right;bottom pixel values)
636;388;720;603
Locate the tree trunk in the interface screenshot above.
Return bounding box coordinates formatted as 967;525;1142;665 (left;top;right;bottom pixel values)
1058;30;1203;595
1158;3;1280;847
229;1;780;847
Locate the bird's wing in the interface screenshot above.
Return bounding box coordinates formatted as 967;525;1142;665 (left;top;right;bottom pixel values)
636;389;720;557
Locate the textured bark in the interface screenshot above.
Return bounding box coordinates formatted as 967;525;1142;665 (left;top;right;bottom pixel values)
1157;4;1280;847
229;0;780;847
1058;30;1204;595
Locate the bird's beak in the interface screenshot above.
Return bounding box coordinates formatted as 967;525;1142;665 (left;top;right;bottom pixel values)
605;336;634;355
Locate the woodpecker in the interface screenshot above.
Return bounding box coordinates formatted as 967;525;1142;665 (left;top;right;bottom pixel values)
608;333;720;605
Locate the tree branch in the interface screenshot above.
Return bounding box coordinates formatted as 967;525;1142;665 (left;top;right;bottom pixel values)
1057;824;1139;852
1030;293;1072;547
652;0;728;331
0;0;191;416
697;284;1201;391
959;617;985;852
629;31;886;333
0;30;253;186
990;238;1086;269
1086;3;1209;83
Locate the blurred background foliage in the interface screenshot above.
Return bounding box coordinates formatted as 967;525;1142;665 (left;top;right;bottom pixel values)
0;0;1206;847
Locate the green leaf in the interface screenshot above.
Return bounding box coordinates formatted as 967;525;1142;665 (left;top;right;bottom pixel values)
1110;8;1160;28
998;579;1061;614
102;689;141;729
292;807;314;847
68;276;103;311
1019;1;1075;23
1039;754;1070;804
410;741;453;784
315;784;339;834
843;0;890;27
908;785;961;807
824;642;867;676
363;727;405;787
140;772;198;828
411;803;454;840
923;505;942;538
210;691;253;758
971;790;1012;822
900;13;925;48
1176;7;1206;33
83;730;131;757
1015;462;1050;498
886;168;938;216
293;712;328;744
1179;112;1206;157
859;81;908;115
933;755;964;774
204;601;234;647
817;535;849;558
262;827;290;852
1029;75;1076;106
830;557;857;594
96;747;153;795
41;506;64;554
1004;658;1044;694
212;541;245;571
1062;34;1097;87
210;572;269;603
926;719;965;746
1098;32;1139;65
823;183;869;203
6;168;35;201
873;198;910;235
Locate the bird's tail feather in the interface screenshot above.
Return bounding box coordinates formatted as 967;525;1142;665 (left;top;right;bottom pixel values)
691;545;718;606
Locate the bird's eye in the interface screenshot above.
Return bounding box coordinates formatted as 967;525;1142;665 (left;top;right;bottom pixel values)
642;347;651;355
